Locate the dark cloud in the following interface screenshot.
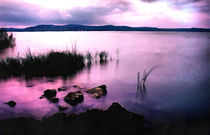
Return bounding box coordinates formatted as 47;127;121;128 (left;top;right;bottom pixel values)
0;0;209;27
139;0;203;4
140;0;159;2
171;0;203;6
171;0;210;14
0;1;41;25
0;0;130;26
199;4;210;13
193;1;210;13
63;2;130;24
138;0;210;14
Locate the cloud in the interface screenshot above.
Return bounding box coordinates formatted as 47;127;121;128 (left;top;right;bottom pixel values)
0;0;131;26
0;1;40;25
0;0;209;28
139;0;203;4
139;0;205;5
61;1;130;24
140;0;159;2
173;0;210;14
172;0;202;5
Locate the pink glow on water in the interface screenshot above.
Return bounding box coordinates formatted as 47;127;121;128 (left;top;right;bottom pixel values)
0;77;111;119
0;31;209;122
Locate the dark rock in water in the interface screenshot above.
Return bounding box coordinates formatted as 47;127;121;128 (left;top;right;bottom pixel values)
64;91;84;106
43;102;145;134
58;87;68;92
85;85;107;98
26;84;34;87
40;89;57;99
5;100;16;108
107;102;126;112
73;84;85;89
106;102;145;126
58;106;68;111
40;89;59;103
49;97;59;103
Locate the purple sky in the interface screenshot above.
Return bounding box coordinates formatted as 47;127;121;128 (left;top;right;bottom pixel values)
0;0;210;28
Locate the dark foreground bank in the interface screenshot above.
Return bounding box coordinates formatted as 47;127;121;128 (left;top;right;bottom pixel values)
0;102;209;135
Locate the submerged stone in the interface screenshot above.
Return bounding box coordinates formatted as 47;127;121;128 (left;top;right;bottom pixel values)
40;89;57;99
58;87;68;92
85;85;107;98
5;100;16;108
73;84;85;89
64;91;84;106
58;106;68;111
49;97;59;103
40;89;59;103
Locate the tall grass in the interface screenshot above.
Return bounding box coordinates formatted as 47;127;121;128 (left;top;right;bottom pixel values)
99;51;108;63
136;72;146;100
0;51;85;78
85;51;109;64
137;66;157;91
137;72;141;90
85;51;93;64
141;66;156;87
0;30;15;50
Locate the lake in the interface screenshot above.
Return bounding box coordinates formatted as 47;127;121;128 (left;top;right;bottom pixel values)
0;31;209;123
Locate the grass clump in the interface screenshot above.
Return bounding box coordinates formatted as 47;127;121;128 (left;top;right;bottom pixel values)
85;51;93;64
0;51;85;79
137;66;157;91
0;29;15;50
99;51;108;63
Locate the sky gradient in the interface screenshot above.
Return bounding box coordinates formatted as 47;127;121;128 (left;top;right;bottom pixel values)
0;0;210;28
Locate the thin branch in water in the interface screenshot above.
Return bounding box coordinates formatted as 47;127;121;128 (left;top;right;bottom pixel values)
141;66;157;87
137;66;158;99
137;72;141;90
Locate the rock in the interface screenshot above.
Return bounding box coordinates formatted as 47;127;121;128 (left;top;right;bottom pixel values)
26;84;34;87
105;102;145;128
0;102;157;135
58;106;68;111
49;97;59;103
40;89;59;103
73;84;84;89
106;102;132;114
40;89;57;99
5;100;16;108
64;91;84;106
85;85;107;98
58;87;68;92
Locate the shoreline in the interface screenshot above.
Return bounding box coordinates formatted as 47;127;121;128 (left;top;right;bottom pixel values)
0;102;209;135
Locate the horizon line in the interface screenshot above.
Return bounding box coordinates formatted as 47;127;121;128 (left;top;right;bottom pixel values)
1;24;210;29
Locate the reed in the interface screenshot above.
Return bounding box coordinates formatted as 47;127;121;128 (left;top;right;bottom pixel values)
85;51;93;64
99;51;108;63
137;66;157;91
141;66;156;87
0;29;15;50
0;51;85;78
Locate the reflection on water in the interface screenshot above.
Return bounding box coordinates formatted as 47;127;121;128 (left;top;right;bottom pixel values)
0;31;210;123
0;47;15;58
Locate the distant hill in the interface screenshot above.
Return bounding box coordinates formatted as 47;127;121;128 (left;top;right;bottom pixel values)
1;24;210;32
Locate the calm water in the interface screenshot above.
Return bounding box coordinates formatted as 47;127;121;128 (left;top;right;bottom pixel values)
0;31;209;123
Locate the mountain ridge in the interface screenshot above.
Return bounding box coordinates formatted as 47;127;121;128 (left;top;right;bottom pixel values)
1;24;210;32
